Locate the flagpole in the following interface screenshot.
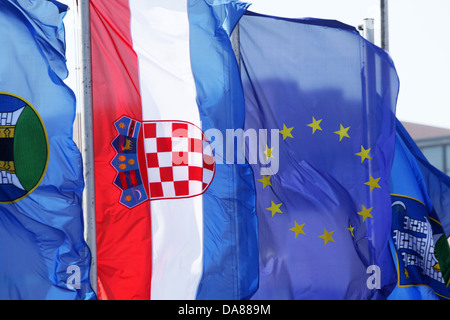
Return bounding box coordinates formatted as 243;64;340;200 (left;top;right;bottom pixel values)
380;0;389;51
359;17;377;270
79;0;97;294
361;15;393;287
362;18;375;44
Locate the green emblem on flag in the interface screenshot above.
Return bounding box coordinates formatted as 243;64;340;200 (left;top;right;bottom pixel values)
0;93;48;203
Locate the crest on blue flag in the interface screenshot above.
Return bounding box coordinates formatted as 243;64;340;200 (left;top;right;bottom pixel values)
0;92;48;203
388;120;450;300
0;0;96;300
392;190;450;299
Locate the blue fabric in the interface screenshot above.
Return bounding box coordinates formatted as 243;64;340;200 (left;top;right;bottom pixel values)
0;0;95;299
188;0;259;300
393;121;450;236
388;120;450;300
240;12;399;299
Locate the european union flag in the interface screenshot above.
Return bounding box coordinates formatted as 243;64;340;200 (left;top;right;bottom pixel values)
240;12;399;299
388;120;450;300
0;0;95;299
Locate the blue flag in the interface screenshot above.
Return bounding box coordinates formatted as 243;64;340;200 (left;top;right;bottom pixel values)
188;0;259;300
388;120;450;300
0;0;95;299
240;12;399;299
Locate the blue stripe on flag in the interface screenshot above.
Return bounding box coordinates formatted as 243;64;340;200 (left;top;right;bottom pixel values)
188;0;259;300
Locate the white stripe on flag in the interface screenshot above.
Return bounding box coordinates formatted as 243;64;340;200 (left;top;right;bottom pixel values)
129;0;204;299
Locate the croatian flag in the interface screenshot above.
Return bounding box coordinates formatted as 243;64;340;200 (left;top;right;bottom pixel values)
90;0;258;299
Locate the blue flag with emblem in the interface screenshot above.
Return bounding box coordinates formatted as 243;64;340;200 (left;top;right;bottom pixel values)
240;12;399;299
0;0;95;299
388;120;450;300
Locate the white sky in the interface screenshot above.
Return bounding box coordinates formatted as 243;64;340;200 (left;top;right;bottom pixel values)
61;0;450;129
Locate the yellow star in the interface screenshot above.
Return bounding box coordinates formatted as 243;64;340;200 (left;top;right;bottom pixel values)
264;145;274;160
318;228;335;245
364;175;381;192
404;268;409;279
358;205;373;222
266;201;282;217
257;175;272;189
347;224;355;238
334;124;350;141
279;124;294;140
119;122;126;129
307;117;322;134
355;146;372;163
289;221;305;238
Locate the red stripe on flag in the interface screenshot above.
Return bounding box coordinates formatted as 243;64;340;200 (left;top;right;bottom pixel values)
119;171;128;190
129;169;139;187
91;0;152;300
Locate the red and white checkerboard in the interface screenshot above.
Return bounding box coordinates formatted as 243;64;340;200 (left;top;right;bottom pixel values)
143;121;215;200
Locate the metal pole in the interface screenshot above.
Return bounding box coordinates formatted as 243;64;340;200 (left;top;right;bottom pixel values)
360;17;376;270
78;0;97;294
380;0;389;51
363;18;375;44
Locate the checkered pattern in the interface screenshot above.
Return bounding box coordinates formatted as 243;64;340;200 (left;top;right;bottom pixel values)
143;121;215;200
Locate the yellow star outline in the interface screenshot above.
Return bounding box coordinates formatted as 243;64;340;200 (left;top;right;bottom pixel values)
334;124;350;141
355;146;372;163
264;145;274;160
266;201;283;217
307;117;322;134
279;124;294;140
364;175;381;192
358;205;373;222
257;175;272;189
289;221;305;238
318;228;335;245
347;223;355;238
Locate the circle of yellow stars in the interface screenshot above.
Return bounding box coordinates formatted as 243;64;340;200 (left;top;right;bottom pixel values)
255;115;382;246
